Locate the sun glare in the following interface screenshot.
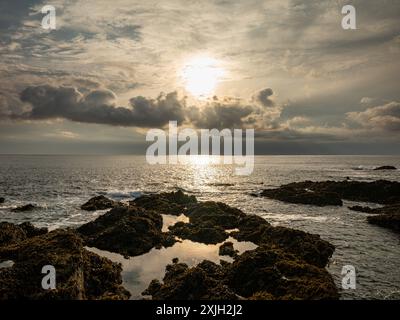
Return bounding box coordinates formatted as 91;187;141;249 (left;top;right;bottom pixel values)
181;56;225;98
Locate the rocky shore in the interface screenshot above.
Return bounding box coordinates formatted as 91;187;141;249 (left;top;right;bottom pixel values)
0;190;339;300
259;180;400;234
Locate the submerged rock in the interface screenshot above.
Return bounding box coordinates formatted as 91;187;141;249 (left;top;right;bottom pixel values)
81;195;118;211
77;205;174;257
132;190;197;216
219;242;238;258
260;180;400;206
0;229;130;299
11;204;36;212
373;166;397;170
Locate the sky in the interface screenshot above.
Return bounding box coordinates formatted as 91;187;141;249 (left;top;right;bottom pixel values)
0;0;400;154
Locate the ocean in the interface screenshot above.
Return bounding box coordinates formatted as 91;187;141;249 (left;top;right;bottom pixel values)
1;155;399;299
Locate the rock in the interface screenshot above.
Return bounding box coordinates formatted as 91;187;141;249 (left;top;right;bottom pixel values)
261;186;343;207
169;221;228;244
373;166;397;170
260;180;400;206
11;204;36;212
186;201;246;229
368;214;400;233
144;247;339;300
0;222;47;247
232;215;334;268
142;260;238;300
132;190;197;216
81;195;118;211
348;206;376;213
0;229;130;299
0;197;4;204
77;205;174;257
225;246;339;300
168;201;245;244
219;242;238;258
365;204;400;233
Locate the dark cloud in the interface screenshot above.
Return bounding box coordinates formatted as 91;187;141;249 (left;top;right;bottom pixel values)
18;85;187;127
253;88;274;107
13;85;282;129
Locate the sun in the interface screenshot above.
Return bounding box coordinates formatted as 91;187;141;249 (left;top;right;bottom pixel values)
181;56;225;98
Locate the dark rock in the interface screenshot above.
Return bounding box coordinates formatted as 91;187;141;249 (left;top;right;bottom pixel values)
348;206;376;213
366;204;400;233
260;180;400;206
0;222;48;247
373;166;397;171
226;246;339;300
186;201;246;229
0;197;4;204
142;260;238;300
81;195;118;211
232;215;334;268
11;204;36;212
169;221;228;244
132;190;197;216
144;247;339;300
0;229;130;299
219;242;238;258
167;201;245;244
261;186;342;207
77;205;172;257
368;214;400;233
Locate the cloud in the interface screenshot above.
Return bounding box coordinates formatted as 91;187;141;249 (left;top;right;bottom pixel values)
253;88;275;107
346;101;400;131
12;85;285;130
18;85;187;127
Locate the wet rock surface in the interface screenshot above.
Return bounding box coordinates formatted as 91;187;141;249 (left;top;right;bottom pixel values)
0;197;4;204
11;204;36;212
81;195;118;211
0;229;130;299
260;180;400;206
77;205;174;257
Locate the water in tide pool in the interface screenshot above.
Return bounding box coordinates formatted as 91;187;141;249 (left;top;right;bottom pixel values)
1;155;400;300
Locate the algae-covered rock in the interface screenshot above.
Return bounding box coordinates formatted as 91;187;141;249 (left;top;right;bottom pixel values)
81;195;118;211
0;229;130;299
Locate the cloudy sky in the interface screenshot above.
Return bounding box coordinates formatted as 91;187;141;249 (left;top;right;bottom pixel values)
1;0;399;154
